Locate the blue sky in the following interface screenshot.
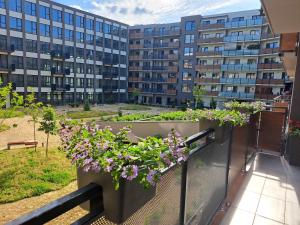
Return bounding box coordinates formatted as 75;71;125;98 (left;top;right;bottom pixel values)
55;0;261;25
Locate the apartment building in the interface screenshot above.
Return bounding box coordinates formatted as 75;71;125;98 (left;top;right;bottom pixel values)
128;23;180;106
0;0;128;105
129;10;288;107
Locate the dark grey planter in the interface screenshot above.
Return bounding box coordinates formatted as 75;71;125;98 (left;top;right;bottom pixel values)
199;119;232;143
287;135;300;166
77;168;156;224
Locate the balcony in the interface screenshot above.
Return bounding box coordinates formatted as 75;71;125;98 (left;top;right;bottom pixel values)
224;34;261;43
0;44;15;55
204;91;219;96
221;64;258;72
142;54;179;60
194;77;220;84
220;78;256;85
129;66;143;71
51;84;70;92
256;78;285;85
198;37;224;44
224;18;264;29
142;77;166;82
196;51;222;57
255;93;279;100
166;89;177;95
129;44;143;50
129;55;143;60
260;47;280;54
219;91;255;99
128;77;142;82
50;51;70;61
257;63;284;70
199;23;225;30
261;33;280;39
129;32;143;39
128;87;140;92
167;77;177;83
222;49;260;56
153;42;180;48
195;64;221;71
144;30;180;37
0;64;15;73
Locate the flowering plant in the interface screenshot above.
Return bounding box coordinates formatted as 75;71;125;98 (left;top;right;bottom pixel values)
224;101;266;114
289;120;300;137
187;109;249;126
59;121;187;189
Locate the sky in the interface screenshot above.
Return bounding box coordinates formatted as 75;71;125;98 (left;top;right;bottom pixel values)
55;0;261;25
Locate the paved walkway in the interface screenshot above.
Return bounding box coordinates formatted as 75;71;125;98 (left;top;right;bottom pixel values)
221;153;300;225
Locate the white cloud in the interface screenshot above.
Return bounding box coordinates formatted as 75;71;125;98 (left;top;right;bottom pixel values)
77;0;260;25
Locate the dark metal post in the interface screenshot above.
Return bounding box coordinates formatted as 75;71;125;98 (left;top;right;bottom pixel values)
179;160;188;225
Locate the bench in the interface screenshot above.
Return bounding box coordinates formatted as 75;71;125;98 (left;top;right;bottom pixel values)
7;141;38;150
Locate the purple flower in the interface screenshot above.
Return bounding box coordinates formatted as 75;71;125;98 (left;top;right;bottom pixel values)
121;165;139;181
146;170;157;186
104;158;115;172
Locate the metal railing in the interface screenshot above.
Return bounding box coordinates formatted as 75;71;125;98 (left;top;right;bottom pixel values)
7;128;234;225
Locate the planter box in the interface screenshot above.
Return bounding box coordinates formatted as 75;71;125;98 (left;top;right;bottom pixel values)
199;119;232;143
77;168;156;224
97;121;200;138
287;135;300;166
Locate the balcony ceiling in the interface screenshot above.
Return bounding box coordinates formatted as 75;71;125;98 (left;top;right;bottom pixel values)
282;52;297;78
261;0;300;33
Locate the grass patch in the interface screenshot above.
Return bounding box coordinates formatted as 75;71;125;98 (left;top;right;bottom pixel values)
119;104;151;111
0;124;10;132
66;110;116;119
0;109;25;119
0;147;76;203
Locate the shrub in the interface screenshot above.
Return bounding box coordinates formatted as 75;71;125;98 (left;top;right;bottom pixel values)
83;101;91;111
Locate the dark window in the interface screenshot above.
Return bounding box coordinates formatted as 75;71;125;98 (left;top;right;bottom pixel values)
52;9;62;22
26;58;38;70
86;49;94;60
0;15;6;28
104;38;111;48
9;0;21;12
96;21;102;32
64;46;74;58
64;12;74;25
86;34;94;45
95;36;103;47
86;65;94;74
27;75;38;86
40;59;51;71
185;21;195;31
76;78;84;87
40;42;50;54
120;42;126;51
76;63;84;73
11;56;23;69
10;17;22;31
40;23;50;36
103;23;111;34
76;48;84;59
26;39;37;52
0;0;5;9
76;15;84;28
10;37;23;50
95;51;102;61
111;26;119;36
25;1;36;16
0;35;7;51
64;29;73;41
10;74;24;86
86;18;94;30
25;20;37;34
41;76;51;87
120;28;127;38
40;5;50;20
113;40;119;50
76;31;84;43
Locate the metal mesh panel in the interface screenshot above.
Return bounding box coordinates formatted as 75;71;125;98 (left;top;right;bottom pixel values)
184;139;230;225
91;165;182;225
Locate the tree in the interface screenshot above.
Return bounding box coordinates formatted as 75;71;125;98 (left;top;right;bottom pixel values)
132;88;140;104
210;98;217;109
25;90;43;150
0;82;23;127
39;106;57;157
192;86;206;109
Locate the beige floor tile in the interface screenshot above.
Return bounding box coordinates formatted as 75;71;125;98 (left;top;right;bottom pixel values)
220;207;255;225
262;179;286;201
242;174;266;194
257;195;285;223
253;215;284;225
285;201;300;225
232;190;261;213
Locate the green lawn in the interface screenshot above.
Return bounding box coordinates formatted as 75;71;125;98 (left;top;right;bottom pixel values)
66;110;116;119
0;124;10;132
118;104;151;111
0;147;76;203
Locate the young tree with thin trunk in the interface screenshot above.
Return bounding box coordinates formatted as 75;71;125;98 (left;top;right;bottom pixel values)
192;86;206;109
39;106;57;157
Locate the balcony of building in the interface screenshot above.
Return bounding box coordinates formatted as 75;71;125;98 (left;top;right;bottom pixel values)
257;63;284;70
219;78;256;85
0;44;15;55
221;64;258;72
153;42;180;49
129;31;144;39
128;76;142;82
195;64;222;71
199;23;225;30
196;51;222;57
224;34;261;43
222;49;260;57
198;37;225;44
129;66;143;71
129;44;144;50
144;29;180;37
224;18;265;29
256;78;285;85
194;77;220;84
260;47;280;55
219;91;255;99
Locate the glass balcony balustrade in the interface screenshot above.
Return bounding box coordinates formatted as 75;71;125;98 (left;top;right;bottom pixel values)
224;34;261;42
219;92;255;99
224;18;264;28
221;64;258;72
222;49;260;56
220;78;256;85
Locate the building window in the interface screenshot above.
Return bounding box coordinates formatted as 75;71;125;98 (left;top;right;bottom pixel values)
25;20;37;34
104;38;111;48
40;5;50;20
185;21;195;31
10;37;23;50
64;12;74;25
183;59;193;69
10;17;22;31
0;15;6;28
40;23;50;36
232;17;244;22
120;28;127;38
64;29;74;41
10;74;24;86
9;0;21;12
76;48;84;59
26;39;37;52
95;36;103;47
182;72;192;80
40;42;50;54
0;0;5;9
113;40;119;50
26;58;38;70
217;19;225;24
52;9;62;22
76;32;84;43
184;47;194;56
27;75;38;86
112;25;119;35
11;56;23;69
86;49;94;60
266;42;279;49
202;20;210;25
184;34;194;44
86;18;94;30
96;21;102;32
103;23;111;34
182;84;191;93
64;46;74;58
53;26;62;39
76;78;84;88
86;34;94;45
76;15;84;28
25;1;36;16
41;76;51;87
